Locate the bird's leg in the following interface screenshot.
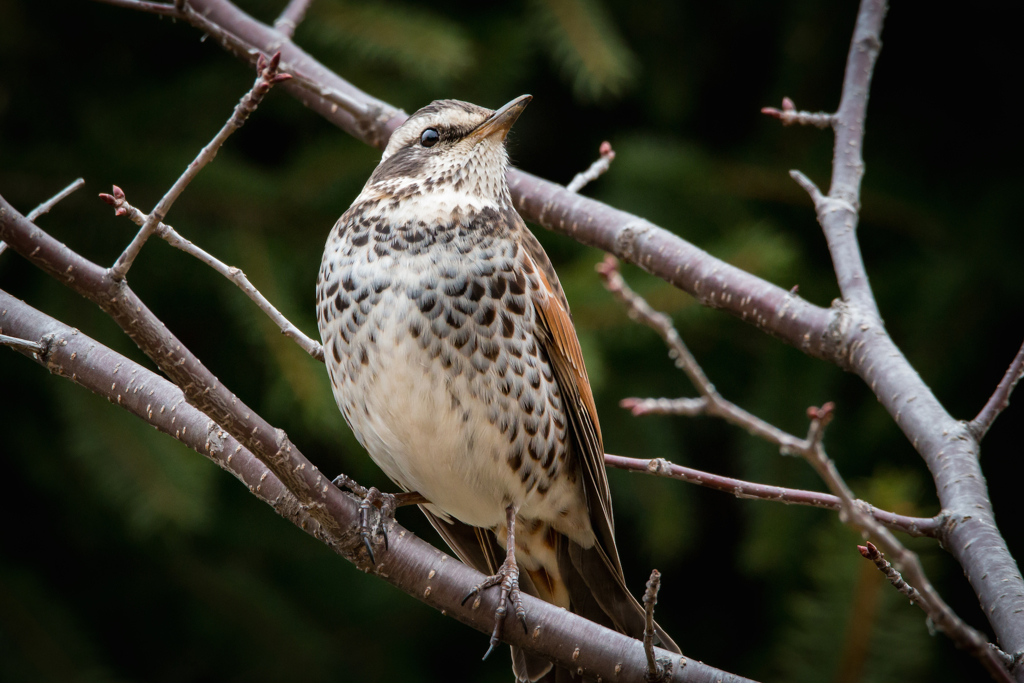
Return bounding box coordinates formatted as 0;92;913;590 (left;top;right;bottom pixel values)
331;474;428;564
461;504;528;660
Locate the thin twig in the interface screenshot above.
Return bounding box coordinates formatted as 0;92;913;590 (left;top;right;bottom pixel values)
969;337;1024;441
273;0;315;38
858;541;921;604
773;0;887;317
98;186;324;361
108;52;291;281
0;333;45;355
602;453;941;537
597;255;808;453
642;570;667;681
567;142;616;193
760;97;834;129
93;0;179;15
1;178;86;259
26;178;86;222
107;0;375;121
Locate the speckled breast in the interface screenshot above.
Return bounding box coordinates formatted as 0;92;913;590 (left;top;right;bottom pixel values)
315;203;579;530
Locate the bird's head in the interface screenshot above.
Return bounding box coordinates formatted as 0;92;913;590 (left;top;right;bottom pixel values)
362;95;532;212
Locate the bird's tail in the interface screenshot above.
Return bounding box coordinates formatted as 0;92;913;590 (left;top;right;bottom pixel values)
511;533;679;683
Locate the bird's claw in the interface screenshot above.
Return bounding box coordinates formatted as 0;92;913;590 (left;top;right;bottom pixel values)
462;553;527;659
357;487;398;564
332;475;396;565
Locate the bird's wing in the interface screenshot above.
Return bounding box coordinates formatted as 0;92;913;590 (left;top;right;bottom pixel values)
517;229;618;572
519;227;681;654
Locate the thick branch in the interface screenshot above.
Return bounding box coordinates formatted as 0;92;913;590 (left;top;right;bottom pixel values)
0;199;754;683
0;290;321;533
969;337;1024;441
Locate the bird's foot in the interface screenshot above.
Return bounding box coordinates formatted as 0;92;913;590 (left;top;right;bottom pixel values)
462;551;528;660
331;475;397;564
358;487;397;564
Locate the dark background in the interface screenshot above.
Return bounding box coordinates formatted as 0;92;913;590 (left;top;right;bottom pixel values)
1;1;1022;681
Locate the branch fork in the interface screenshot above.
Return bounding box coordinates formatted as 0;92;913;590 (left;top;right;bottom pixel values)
107;50;291;282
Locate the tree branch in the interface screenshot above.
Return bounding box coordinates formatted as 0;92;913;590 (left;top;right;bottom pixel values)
0;177;84;259
108;51;291;281
799;406;1013;683
643;570;668;682
600;255;1011;679
98;185;324;361
597;254;823;453
567;141;616;193
969;337;1024;441
0;289;322;533
0;332;45;354
273;0;314;38
602;453;941;538
0;221;756;683
760;97;834;129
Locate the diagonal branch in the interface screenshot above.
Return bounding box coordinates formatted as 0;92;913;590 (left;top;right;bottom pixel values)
602;453;941;538
969;337;1024;441
108;51;292;280
800;406;1013;683
567;141;616;193
0;177;84;259
597;255;817;454
0;206;756;683
273;0;315;38
99;185;324;361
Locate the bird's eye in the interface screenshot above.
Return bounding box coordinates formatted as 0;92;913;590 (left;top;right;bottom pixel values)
420;128;440;147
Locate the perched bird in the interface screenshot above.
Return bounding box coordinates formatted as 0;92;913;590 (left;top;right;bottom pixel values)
316;95;678;680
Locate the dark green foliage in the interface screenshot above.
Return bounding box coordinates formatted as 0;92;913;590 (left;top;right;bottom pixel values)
1;1;1021;681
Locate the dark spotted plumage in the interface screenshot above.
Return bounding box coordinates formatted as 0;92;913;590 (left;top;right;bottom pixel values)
317;96;679;681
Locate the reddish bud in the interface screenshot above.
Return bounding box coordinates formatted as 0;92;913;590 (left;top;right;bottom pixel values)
98;193;116;206
114;207;127;217
271;73;293;84
269;51;282;71
782;97;795;111
256;53;266;73
858;541;880;560
112;185;125;201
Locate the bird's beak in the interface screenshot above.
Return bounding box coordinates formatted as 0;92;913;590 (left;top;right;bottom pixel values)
467;94;532;144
